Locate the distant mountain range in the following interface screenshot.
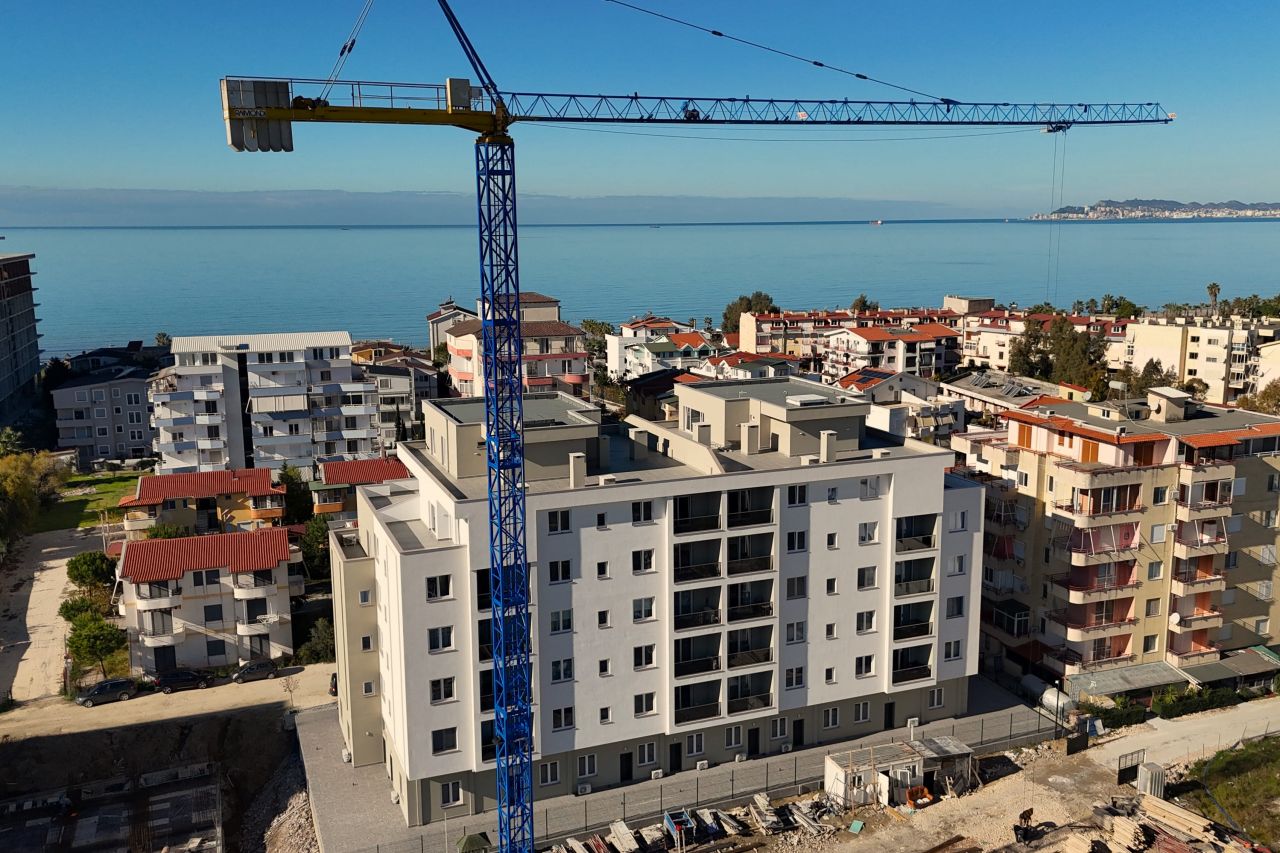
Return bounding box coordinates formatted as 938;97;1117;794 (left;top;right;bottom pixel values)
1033;199;1280;220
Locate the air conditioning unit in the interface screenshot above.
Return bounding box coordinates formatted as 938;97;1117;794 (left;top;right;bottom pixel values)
781;744;793;754
650;770;664;781
576;784;592;796
695;760;710;771
734;753;747;763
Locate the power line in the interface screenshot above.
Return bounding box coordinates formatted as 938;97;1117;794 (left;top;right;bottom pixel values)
603;0;955;103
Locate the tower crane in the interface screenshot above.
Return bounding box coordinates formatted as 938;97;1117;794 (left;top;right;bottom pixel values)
219;4;1171;851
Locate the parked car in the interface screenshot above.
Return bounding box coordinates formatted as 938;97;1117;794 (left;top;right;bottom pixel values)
231;660;278;683
76;678;137;708
329;672;338;696
153;669;211;694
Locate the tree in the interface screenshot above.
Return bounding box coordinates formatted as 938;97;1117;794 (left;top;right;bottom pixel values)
154;331;172;348
296;617;336;664
66;614;126;679
280;674;301;710
66;551;116;589
578;319;614;360
300;514;332;579
278;464;312;525
0;427;23;457
1008;320;1051;380
1085;298;1099;314
1238;379;1280;416
1100;293;1143;319
146;523;188;539
1025;302;1057;315
58;594;100;623
1206;281;1221;315
395;407;408;443
1180;377;1210;401
722;291;778;333
703;316;713;331
850;293;879;313
431;342;449;367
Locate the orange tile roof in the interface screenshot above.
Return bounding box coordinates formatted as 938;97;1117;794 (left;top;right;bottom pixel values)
1178;421;1280;448
836;367;896;390
666;332;711;348
722;333;739;348
119;529;292;583
847;322;959;343
673;374;704;384
119;468;284;507
1000;409;1164;445
319;457;410;486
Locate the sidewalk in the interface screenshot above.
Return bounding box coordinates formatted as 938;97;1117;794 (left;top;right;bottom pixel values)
298;677;1059;853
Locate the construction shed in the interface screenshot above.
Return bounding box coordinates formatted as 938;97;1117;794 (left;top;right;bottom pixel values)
823;736;975;808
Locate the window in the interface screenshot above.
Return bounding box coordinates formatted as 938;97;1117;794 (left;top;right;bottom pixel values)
1270;474;1280;493
631;501;653;523
823;707;839;729
1150;523;1166;544
596;560;609;578
359;589;372;606
1233;477;1247;497
551;707;575;731
787;484;807;506
548;510;570;534
948;510;967;532
825;666;835;683
927;688;944;709
632;597;654;621
948;554;966;576
725;726;742;749
539;761;560;786
431;728;458;754
426;575;452;600
441;781;461;808
428;626;454;652
203;604;223;623
1145;598;1160;617
74;390;88;402
856;611;875;633
1227;513;1244;533
855;655;874;677
598;658;611;676
826;577;838;595
1225;550;1238;569
548;560;572;584
1153;486;1168;505
857;566;877;589
596;512;608;528
1264;510;1278;529
360;635;373;652
685;733;704;756
786;576;807;599
944;640;962;661
825;623;837;640
430;677;455;702
826;532;838;549
126;392;141;405
1018;471;1029;487
852;701;870;723
637;742;656;765
206;639;226;658
634;693;655;716
785;621;806;644
93;408;106;419
597;609;610;628
577;754;597;779
289;422;301;435
945;596;965;618
858;522;878;544
786;531;807;552
633;645;655;669
1147;561;1163;581
766;717;787;740
1258;617;1272;636
551;609;574;633
785;666;805;689
631;549;655;574
600;706;612;724
1142;634;1158;654
1223;589;1236;605
859;477;879;499
551;658;574;683
1259;579;1273;600
827;486;839;502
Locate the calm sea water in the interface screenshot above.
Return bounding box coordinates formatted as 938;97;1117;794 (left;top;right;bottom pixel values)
7;220;1280;357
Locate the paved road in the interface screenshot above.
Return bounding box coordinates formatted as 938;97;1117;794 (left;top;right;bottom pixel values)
0;662;336;739
1088;694;1280;769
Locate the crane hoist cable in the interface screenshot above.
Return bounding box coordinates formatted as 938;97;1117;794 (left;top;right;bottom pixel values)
321;0;377;101
603;0;955;104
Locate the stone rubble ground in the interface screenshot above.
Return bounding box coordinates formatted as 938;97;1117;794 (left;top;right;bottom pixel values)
240;750;320;853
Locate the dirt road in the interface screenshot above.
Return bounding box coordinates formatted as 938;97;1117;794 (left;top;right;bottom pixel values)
0;527;100;701
1088;694;1280;768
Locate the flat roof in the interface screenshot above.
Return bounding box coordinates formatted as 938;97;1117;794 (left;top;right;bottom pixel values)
433;393;599;428
683;376;862;406
0;252;35;263
1066;661;1190;698
171;331;351;352
1023;398;1280;439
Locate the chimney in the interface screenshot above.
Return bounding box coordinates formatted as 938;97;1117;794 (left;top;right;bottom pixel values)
629;428;649;460
568;452;587;489
819;429;837;463
740;421;760;455
694;422;712;445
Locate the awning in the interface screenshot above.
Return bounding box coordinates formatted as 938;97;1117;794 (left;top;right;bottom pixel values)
1066;661;1190;699
1180;661;1238;686
1179;433;1241;450
1220;648;1280;678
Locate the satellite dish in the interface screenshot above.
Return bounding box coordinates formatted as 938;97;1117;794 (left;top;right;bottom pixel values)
1169;612;1181;626
1082;391;1093;401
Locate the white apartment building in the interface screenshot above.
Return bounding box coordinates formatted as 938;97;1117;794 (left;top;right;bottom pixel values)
605;316;695;379
116;528;301;674
1119;316;1280;404
150;332;377;476
615;332;733;381
819;324;960;381
330;377;983;826
738;309;961;362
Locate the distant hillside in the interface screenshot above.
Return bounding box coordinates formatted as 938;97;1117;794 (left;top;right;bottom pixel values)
1059;199;1280;213
1033;199;1280;220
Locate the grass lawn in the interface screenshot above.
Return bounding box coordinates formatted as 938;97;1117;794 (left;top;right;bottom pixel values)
1187;734;1280;847
33;471;143;533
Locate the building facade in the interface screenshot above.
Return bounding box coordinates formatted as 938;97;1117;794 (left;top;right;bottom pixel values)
52;367;155;469
151;332;377;476
819;324;960;381
605;316;695;379
115;468;287;540
311;457;409;519
0;253;42;424
330;378;983;826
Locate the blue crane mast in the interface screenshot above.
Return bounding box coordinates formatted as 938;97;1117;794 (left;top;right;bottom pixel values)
218;4;1171;852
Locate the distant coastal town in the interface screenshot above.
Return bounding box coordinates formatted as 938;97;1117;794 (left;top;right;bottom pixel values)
1032;198;1280;221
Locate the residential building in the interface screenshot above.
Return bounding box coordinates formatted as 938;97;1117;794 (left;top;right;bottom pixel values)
426;299;478;354
115;468;287;540
116;528;301;674
330;377;983;825
939;370;1064;418
150;331;377;476
941;296;996;316
606;316;694;379
366;364;416;447
738;308;961;362
616;332;733;381
958;311;1131;374
353;341;449;411
690;351;797;382
311;456;409;519
838;372;966;446
819;324;960;381
68;341;171;374
0;252;42;424
446;292;589;397
52;366;155;469
952;386;1280;697
1118;316;1280;404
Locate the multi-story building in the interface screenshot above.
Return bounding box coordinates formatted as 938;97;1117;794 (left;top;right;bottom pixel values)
739;308;961;362
150;332;377;476
68;340;171;374
310;457;409;519
353;341;448;415
426;299;478;354
838;372;966;446
940;370;1070;418
615;332;733;381
606;316;695;379
958;312;1131;374
691;352;797;382
953;386;1280;695
446;292;589;397
115;468;287;540
1119;316;1280;404
116;528;301;673
330;377;983;826
366;364;416;448
0;252;42;424
52;366;154;469
819;324;960;381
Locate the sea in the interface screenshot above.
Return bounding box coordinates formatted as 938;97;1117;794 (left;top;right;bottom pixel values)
6;219;1280;357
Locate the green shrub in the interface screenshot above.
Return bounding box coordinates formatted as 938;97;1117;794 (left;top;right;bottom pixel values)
66;551;116;588
295;617;335;664
57;595;100;623
1080;700;1147;728
1151;686;1244;719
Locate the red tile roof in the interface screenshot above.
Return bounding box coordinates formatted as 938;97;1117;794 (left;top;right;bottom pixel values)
706;351;796;368
673;373;705;384
846;322;959;343
106;541;123;558
321;458;410;487
119;529;292;583
119;468;284;507
836;367;897;390
447;319;584;339
666;332;712;348
722;333;740;348
621;316;684;330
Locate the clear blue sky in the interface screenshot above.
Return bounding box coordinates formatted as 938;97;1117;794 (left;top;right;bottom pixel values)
4;1;1278;218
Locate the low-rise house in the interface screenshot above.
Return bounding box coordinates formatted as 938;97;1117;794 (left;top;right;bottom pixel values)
691;351;797;381
116;468;287;540
606;316;694;378
311;457;410;518
939;370;1064;417
116;528;300;673
52;366;155;469
839;371;967;445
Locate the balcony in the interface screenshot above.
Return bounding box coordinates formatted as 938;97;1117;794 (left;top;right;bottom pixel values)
196;438;225;450
136;589;182;610
727;692;773;714
726;602;773;623
674;702;721;725
233;575;276;599
726;648;773;669
1053;499;1145;527
1049;573;1141;604
194;413;222;425
1173;534;1229;561
1166;644;1219;668
894;577;935;597
1171;572;1227;596
139;624;185;647
673;609;722;631
674;655;721;678
673;562;721;584
122;513;157;533
891;665;932;685
727;509;772;528
726;555;773;576
1169;607;1223;633
1042;646;1135;676
236;617;272;636
152;415;195;428
249;502;285;521
1047;610;1137;642
892;621;934;642
674;513;720;535
1178;460;1235;484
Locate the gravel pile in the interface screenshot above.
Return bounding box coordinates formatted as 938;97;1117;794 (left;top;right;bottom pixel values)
240;751;319;853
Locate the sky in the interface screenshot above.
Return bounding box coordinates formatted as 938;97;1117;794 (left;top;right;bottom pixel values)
3;1;1278;223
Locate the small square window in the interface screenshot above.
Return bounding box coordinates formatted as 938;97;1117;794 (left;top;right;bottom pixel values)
599;706;612;724
596;512;607;528
824;666;835;683
598;609;610;628
596;561;609;578
825;577;837;595
827;486;838;502
1142;634;1158;654
826;532;838;549
599;658;611;676
825;623;837;639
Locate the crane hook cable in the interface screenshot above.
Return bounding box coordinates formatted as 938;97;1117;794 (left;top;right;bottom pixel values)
603;0;955;104
531;124;1044;143
321;0;377;101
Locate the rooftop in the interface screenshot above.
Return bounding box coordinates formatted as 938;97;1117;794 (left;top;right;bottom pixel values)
171;331;351;353
319;457;410;487
119;468;284;506
942;370;1061;405
446;319;585;339
1015;398;1280;442
119;528;293;583
681;376;861;405
53;366;150;389
432;392;600;428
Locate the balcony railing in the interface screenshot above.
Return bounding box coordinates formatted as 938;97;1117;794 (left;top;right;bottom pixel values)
674;656;721;678
891;665;932;685
726;648;773;669
727;692;772;714
674;513;720;535
727;509;772;528
1047;610;1137;632
1179;607;1223;627
234;574;276;589
674;562;721;583
1173;572;1226;589
1168;643;1219;659
1082;653;1135;670
1173;496;1233;510
726;602;773;622
726;556;772;576
674;702;721;724
894;578;935;597
892;621;934;641
674;609;722;631
1050;574;1140;594
1054;500;1144;517
895;534;936;553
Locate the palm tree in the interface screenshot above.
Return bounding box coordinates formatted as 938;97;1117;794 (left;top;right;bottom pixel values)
1206;282;1221;315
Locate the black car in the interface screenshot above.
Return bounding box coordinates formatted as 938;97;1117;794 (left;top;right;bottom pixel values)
153;669;211;694
231;660;278;683
76;678;137;708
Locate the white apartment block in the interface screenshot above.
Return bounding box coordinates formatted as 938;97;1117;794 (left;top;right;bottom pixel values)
330;377;983;826
116;529;301;674
959;312;1131;374
605;316;695;379
739;309;961;362
819;324;960;382
151;332;377;476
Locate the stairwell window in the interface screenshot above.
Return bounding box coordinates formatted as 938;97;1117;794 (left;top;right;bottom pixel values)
431;727;458;754
551;707;575;731
426;575;452;600
855;655;874;677
548;560;572;584
634;693;655;716
944;640;962;661
786;531;808;553
430;677;455;703
787;485;808;506
632;597;655;622
631;501;653;523
785;666;805;689
551;659;574;683
550;609;573;634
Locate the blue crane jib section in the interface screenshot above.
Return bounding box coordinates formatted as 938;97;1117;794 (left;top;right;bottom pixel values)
475;134;535;853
